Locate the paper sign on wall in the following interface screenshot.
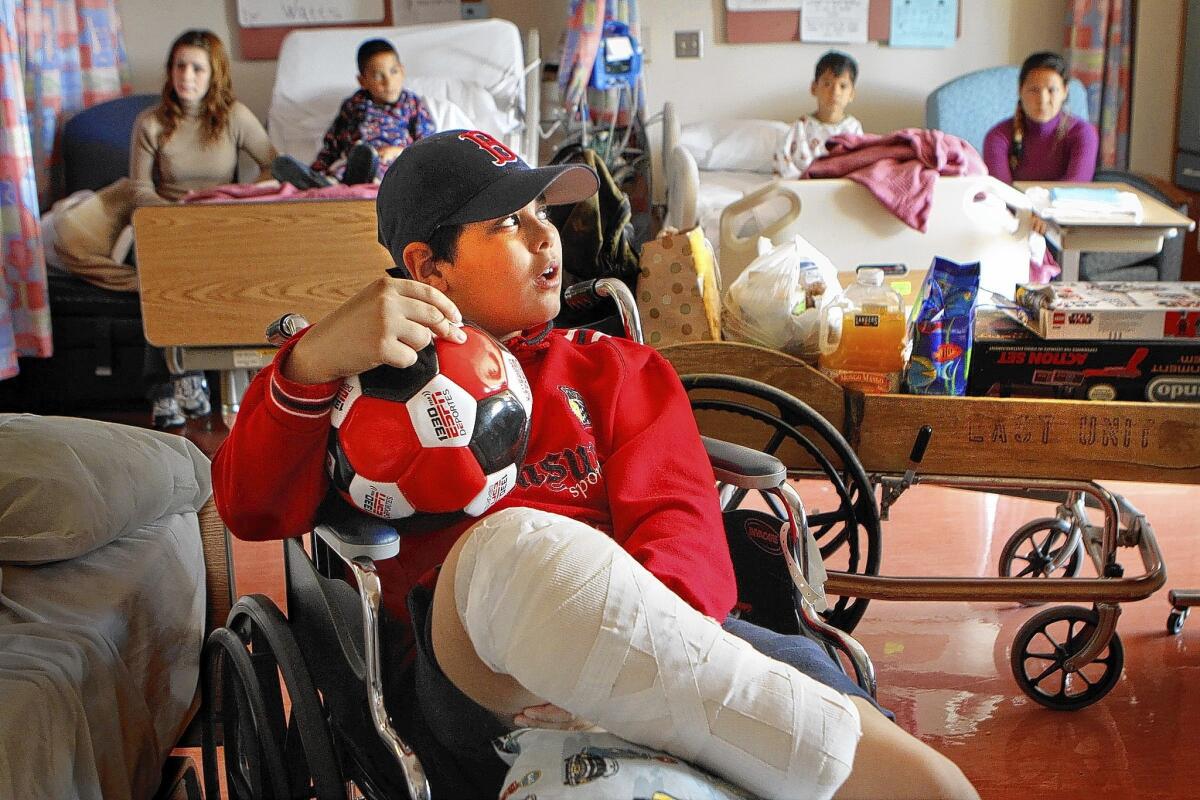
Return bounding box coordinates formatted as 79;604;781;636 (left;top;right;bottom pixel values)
394;0;462;24
889;0;957;48
800;0;868;43
237;0;385;28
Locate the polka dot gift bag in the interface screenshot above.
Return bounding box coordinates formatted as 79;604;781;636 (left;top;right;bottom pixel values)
636;226;722;347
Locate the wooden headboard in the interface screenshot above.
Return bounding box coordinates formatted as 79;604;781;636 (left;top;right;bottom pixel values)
133;200;392;347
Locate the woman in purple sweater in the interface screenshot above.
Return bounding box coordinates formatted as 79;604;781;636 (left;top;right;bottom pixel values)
983;51;1098;184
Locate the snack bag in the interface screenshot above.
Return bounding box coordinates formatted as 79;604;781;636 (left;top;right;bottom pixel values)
906;258;981;395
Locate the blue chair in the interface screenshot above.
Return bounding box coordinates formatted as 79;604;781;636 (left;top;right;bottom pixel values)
61;93;159;194
925;66;1089;157
927;67;1187;282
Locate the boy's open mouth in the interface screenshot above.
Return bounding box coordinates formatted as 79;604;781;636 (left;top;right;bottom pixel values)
534;263;560;289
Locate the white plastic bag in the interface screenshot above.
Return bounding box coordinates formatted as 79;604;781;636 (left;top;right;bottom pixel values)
721;234;843;361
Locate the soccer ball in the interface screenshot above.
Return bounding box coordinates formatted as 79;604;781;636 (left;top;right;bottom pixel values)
326;324;533;520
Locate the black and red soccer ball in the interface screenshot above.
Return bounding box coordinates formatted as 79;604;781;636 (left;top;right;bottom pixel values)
326;324;533;520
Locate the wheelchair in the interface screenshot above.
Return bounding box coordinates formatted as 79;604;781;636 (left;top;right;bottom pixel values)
201;279;883;799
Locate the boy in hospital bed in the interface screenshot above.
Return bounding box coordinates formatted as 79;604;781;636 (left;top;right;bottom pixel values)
774;50;864;179
272;38;435;188
214;130;977;800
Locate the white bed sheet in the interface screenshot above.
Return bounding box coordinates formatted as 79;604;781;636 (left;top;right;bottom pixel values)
0;512;205;800
269;19;528;166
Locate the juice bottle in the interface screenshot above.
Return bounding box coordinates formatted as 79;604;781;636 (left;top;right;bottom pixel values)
818;268;907;393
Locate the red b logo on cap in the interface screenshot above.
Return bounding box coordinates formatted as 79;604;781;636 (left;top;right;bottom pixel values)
458;130;519;166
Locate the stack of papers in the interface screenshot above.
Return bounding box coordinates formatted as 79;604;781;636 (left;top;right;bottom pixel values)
1025;186;1144;224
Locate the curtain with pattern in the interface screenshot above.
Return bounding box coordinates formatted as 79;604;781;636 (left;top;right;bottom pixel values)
0;0;129;379
1065;0;1134;169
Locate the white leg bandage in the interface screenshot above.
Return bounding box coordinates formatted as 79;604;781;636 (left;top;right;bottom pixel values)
455;508;862;800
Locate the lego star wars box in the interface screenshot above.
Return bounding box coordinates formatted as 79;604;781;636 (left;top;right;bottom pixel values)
1015;281;1200;341
968;310;1200;403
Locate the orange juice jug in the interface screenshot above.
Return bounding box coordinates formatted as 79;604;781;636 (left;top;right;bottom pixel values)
818;268;907;393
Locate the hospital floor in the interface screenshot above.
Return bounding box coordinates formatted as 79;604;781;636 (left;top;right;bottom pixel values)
179;420;1200;800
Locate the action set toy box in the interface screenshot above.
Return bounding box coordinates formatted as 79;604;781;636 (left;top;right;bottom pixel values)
968;310;1200;403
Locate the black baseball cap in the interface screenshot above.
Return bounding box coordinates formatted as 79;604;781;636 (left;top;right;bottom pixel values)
377;129;599;265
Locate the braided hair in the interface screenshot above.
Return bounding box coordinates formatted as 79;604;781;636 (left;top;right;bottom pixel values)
1009;52;1071;174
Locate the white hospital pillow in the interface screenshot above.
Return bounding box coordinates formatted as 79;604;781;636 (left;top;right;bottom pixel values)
0;414;212;564
420;94;474;133
679;119;791;174
405;76;517;140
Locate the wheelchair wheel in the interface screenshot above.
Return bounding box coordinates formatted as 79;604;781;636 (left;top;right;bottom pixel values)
1009;605;1124;711
682;373;881;633
203;594;346;800
997;517;1083;604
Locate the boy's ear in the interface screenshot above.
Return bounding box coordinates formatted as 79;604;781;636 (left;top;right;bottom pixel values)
357;73;368;91
402;242;448;290
810;80;819;97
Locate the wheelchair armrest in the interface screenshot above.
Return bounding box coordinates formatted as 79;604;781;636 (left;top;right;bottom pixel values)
702;436;786;491
313;496;401;563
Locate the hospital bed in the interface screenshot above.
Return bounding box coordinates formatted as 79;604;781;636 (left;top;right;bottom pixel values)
0;414;231;799
661;103;1033;293
660;101;781;244
269;19;540;167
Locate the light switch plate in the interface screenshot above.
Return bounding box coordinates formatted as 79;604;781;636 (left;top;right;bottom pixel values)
674;30;702;59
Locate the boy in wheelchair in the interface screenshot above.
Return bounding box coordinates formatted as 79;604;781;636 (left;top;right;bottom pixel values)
213;130;977;800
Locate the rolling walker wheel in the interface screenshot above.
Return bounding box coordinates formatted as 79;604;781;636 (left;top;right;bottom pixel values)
1167;608;1189;635
998;517;1083;604
1010;605;1124;711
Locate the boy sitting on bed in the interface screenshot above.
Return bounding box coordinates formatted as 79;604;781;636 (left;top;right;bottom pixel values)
774;50;863;179
272;38;435;188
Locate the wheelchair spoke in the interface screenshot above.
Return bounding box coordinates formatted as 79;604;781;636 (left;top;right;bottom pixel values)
685;378;881;633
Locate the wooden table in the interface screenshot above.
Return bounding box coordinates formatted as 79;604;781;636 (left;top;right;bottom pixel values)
1015;180;1195;282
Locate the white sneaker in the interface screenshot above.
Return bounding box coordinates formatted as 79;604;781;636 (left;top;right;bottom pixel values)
174;373;212;418
152;396;186;429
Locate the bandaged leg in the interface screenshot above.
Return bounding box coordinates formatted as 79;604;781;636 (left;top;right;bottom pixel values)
454;508;863;800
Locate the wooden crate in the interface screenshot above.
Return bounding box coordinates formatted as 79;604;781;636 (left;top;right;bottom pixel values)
662;341;1200;485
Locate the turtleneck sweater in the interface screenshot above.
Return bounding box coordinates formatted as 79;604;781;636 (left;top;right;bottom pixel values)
982;110;1098;184
130;98;276;206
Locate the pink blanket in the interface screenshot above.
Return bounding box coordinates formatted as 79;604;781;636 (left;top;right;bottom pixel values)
803;128;986;232
183;181;378;204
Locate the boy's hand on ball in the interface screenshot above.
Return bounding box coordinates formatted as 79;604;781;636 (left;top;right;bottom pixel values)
282;277;465;385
